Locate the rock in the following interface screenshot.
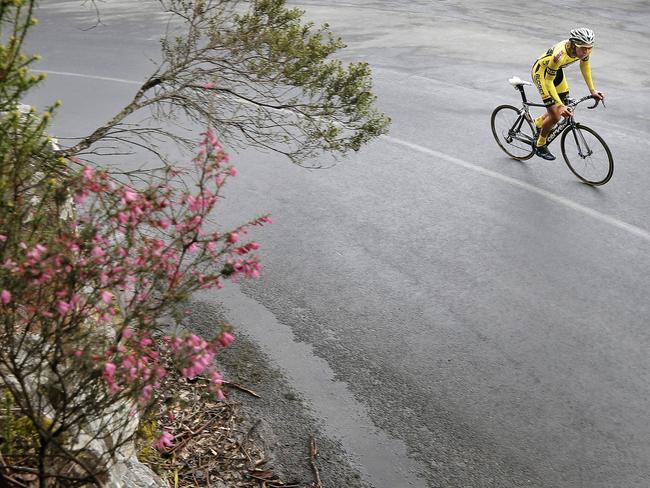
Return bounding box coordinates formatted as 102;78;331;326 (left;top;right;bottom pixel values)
107;456;167;488
1;334;166;488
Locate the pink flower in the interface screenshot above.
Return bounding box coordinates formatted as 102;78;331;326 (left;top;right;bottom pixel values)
140;384;153;403
228;167;237;177
1;290;11;305
100;291;112;304
209;370;223;387
26;244;47;261
0;235;7;242
230;259;261;280
186;195;199;212
74;190;88;204
56;301;71;315
91;246;105;258
227;232;239;244
103;362;116;377
123;190;137;203
100;273;110;286
202;128;218;147
218;332;235;348
82;166;94;181
153;431;174;451
186;334;203;349
103;362;119;392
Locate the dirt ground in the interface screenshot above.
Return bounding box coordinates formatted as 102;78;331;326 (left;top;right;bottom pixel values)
143;300;369;488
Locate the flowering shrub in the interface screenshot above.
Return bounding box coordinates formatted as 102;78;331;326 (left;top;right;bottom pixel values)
0;126;270;482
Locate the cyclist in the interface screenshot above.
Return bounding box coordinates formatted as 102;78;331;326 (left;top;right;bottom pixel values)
531;27;605;160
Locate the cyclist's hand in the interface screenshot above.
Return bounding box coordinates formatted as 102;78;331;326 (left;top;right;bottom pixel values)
590;89;605;101
558;105;572;118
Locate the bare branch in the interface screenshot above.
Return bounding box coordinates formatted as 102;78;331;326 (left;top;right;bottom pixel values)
51;0;389;167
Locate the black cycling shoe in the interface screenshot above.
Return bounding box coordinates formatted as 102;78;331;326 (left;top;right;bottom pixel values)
535;144;556;161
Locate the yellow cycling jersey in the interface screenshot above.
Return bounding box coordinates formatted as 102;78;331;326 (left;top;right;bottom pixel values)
531;40;595;106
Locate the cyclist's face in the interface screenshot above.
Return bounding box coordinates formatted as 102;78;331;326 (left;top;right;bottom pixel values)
575;45;593;59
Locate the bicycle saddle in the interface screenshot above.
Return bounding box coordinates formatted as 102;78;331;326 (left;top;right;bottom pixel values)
508;76;532;87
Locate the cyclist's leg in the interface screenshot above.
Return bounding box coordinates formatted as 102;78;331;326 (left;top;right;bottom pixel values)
531;64;561;159
555;68;570;105
531;62;555;133
534;113;548;131
539;68;568;138
533;104;561;159
537;69;569;143
539;104;562;138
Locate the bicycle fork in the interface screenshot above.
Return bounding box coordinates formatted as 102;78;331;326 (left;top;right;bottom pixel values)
568;125;593;159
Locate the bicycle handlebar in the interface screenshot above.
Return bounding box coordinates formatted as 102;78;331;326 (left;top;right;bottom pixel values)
568;95;604;110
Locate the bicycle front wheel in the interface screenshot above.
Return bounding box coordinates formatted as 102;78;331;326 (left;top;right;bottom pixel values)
491;105;536;161
560;124;613;186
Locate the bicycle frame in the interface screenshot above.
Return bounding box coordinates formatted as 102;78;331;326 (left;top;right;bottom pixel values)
493;78;612;184
509;83;600;147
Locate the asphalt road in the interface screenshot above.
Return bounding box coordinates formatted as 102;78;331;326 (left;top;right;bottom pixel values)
25;1;650;487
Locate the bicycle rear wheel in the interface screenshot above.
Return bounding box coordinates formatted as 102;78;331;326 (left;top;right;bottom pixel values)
490;105;536;160
560;124;613;186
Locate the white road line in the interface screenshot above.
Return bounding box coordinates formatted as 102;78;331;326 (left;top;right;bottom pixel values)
34;69;141;86
33;69;650;242
383;135;650;243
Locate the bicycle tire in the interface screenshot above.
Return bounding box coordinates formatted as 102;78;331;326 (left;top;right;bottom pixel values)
560;124;613;186
490;105;536;161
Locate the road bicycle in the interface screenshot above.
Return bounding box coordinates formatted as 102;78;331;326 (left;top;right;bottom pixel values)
491;76;613;186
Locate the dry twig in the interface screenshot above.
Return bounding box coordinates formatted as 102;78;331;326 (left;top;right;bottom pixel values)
223;380;261;398
309;437;323;488
138;352;299;487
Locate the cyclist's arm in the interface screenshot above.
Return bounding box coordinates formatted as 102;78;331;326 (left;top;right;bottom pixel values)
579;58;596;92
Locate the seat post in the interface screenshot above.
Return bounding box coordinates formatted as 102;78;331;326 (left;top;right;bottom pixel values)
518;86;529;104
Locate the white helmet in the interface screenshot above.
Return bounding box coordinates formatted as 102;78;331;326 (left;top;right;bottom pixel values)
569;27;595;47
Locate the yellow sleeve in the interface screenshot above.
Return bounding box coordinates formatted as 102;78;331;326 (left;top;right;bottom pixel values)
580;58;595;92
